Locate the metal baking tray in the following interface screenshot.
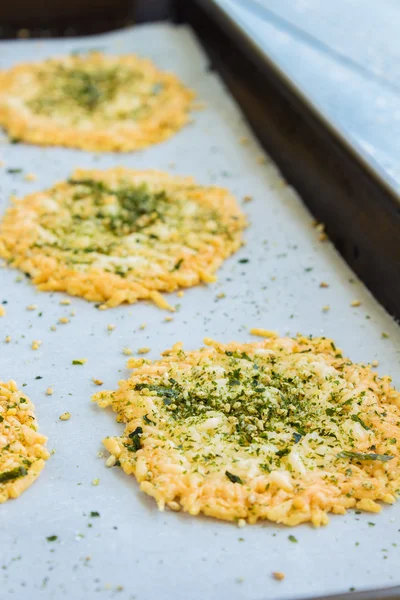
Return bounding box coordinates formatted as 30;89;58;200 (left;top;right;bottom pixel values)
0;3;399;600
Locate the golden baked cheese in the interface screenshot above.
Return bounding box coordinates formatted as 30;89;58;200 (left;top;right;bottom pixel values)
0;168;246;309
0;380;49;503
94;335;400;526
0;52;194;151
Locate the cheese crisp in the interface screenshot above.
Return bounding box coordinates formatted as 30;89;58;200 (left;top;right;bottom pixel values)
0;168;246;309
0;380;49;503
94;336;400;526
0;52;194;151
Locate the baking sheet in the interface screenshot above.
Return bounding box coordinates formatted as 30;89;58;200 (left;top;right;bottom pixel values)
0;23;399;600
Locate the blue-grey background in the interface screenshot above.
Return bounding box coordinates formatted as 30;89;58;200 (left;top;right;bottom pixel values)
217;0;400;189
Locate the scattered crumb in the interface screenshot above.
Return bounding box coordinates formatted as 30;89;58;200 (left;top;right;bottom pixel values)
139;323;147;330
92;478;100;486
216;292;226;299
243;195;253;203
24;173;36;182
239;136;249;145
177;291;184;298
250;328;278;338
58;317;70;324
311;219;318;227
107;324;116;331
382;332;389;339
92;378;104;386
26;304;38;311
31;340;42;350
0;306;5;317
371;360;379;367
4;335;11;343
322;305;330;312
46;387;54;396
138;347;150;355
59;412;71;421
351;300;362;307
272;571;285;581
237;519;246;528
70;310;76;317
319;233;327;242
60;299;71;305
257;155;266;164
164;316;174;322
168;161;176;168
122;347;133;356
316;223;325;233
320;282;329;288
98;305;107;311
50;325;57;331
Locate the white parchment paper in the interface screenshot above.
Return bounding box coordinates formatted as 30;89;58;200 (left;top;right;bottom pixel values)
0;23;399;600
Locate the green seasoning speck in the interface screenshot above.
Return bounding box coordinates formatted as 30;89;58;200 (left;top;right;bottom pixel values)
46;535;58;542
288;535;298;543
225;471;243;484
337;451;394;462
126;426;143;452
72;359;85;365
0;466;27;484
90;511;100;518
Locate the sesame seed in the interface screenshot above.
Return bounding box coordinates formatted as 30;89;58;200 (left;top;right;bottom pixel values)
26;304;38;311
24;173;36;182
46;387;54;395
59;412;71;421
320;282;329;288
60;299;71;305
371;360;379;367
58;317;70;324
272;571;285;581
92;378;104;386
322;305;330;312
351;300;361;307
106;455;117;468
138;347;150;355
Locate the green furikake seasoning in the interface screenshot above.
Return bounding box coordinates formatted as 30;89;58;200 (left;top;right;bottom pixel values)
94;335;400;526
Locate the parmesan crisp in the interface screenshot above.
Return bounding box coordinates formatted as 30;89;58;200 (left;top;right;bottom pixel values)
94;335;400;526
0;52;194;151
0;168;246;309
0;380;49;503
